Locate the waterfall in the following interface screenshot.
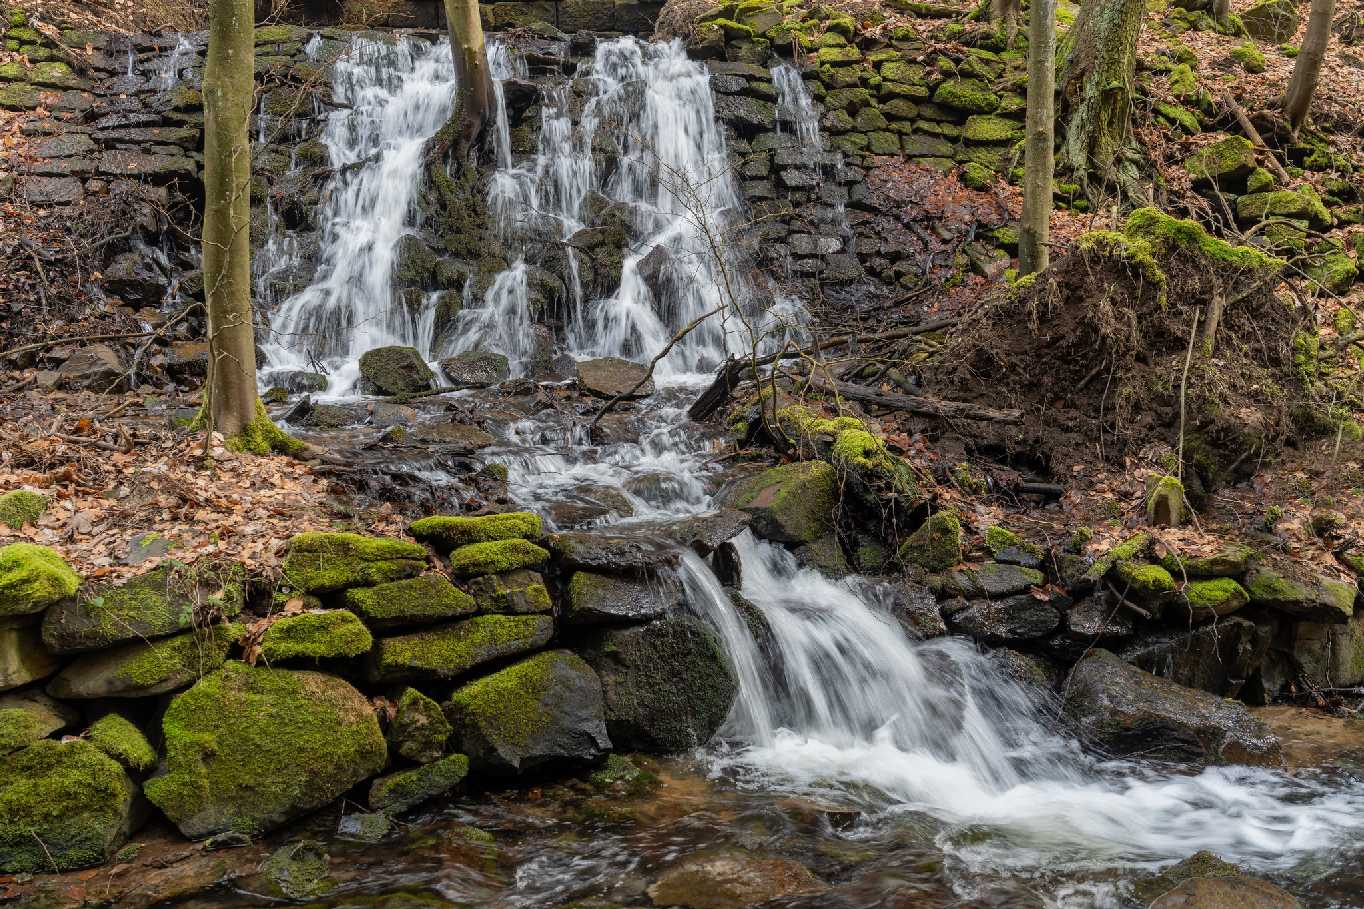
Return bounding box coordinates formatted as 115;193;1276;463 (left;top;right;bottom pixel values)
260;35;457;394
155;34;196;91
772;63;821;155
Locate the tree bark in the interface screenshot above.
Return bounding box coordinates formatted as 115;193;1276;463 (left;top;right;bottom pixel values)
990;0;1021;25
1058;0;1147;203
1020;0;1056;276
444;0;493;160
1212;0;1232;24
1283;0;1335;135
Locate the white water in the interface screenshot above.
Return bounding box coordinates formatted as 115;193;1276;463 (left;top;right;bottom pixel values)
772;62;821;155
156;34;196;91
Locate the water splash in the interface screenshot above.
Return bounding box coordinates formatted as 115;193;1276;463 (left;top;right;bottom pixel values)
155;34;196;91
772;62;821;155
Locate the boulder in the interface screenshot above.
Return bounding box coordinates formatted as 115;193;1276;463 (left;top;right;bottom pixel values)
144;663;387;838
880;580;948;639
1133;851;1265;905
47;623;242;699
547;530;679;573
896;511;962;572
944;595;1061;644
576;356;655;399
343;575;476;629
86;714;157;773
578;617;737;753
1236;188;1331;230
438;350;510;388
647;848;827;909
54;343;125;390
927;563;1044;599
409;512;542;551
467;569;552;615
0;739;137;873
563;570;680;625
0;543;79;620
357;346;435;395
388;687;451;763
1062;649;1282;767
1121;617;1270;698
444;650;611;774
281;533;426;595
1241;0;1300;41
408;422;496;452
448;539;551;578
0;690;78;755
1184;136;1257;186
1277;615;1364;690
0;625;60;692
367;615;554;683
368;753;469;813
660;508;751;555
103;250;169;306
989;648;1062;692
544;484;636;528
721;461;837;545
1246;570;1355;623
43;560;245;654
1170;577;1250;622
258;611;373;663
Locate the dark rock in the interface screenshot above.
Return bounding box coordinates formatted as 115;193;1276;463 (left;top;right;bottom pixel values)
563;570;681;625
648;848;827;909
577;356;655;399
29;133;96;158
712;93;778;130
103;251;168;306
658;508;750;555
53;343;125;391
439;350;511;389
547;530;678;574
409;422;496;453
1120;617;1270;698
882;580;948;639
989;648;1062;691
368;753;469;813
97;150;196;180
543;484;636;528
928;563;1044;599
1062;649;1283;767
944;594;1060;643
47;623;240;699
357;346;435;395
466;569;552;615
387;687;451;764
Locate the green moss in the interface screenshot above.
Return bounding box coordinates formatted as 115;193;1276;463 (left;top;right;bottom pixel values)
1125;207;1282;273
444;651;562;750
1083;533;1151;582
369;753;469;813
1076;230;1166;289
962;114;1022;143
1160;544;1255;578
259;611;373;663
194;398;306;457
48;623;244;698
408;512;541;551
343;575;476;628
831;428;919;501
467;570;552;615
0;709;45;755
389;687;452;763
983;526;1043;561
0;490;46;530
897;511;963;572
369;614;553;682
1146;475;1187;527
932;77;999;113
1229;41;1266;72
1245;167;1275;193
1184;135;1256;184
590;753;657;795
1168;62;1198;98
1182;577;1249;616
448;539;550;578
282;532;426;594
86;714;156;773
0;543;79;618
960;161;994;189
1114;561;1177;597
1235;188;1332;229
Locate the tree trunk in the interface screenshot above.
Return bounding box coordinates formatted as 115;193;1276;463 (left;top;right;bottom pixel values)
1212;0;1232;24
444;0;493;161
1058;0;1147;203
1020;0;1056;275
990;0;1021;25
1283;0;1335;135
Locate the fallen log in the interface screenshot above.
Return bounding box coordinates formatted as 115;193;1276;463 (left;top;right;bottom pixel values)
807;378;1025;424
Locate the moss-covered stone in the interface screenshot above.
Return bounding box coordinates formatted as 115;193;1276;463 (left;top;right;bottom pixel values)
86;714;156;773
0;490;46;530
1184;135;1256;185
725;461;837;545
0;543;79;619
897;511;962;572
408;512;542;551
343;574;477;629
932;78;999;113
260;611;372;663
831;428;921;511
282;533;426;595
1245;167;1275;193
1125;207;1282;273
928;562;1044;598
962;114;1022;143
389;687;451;763
448;538;550;578
1114;561;1177;598
145;662;387;838
0;691;75;755
1236;188;1333;230
1146;475;1187;527
369;753;469;813
1159;544;1255;578
1229;41;1266;72
368;614;553;683
1176;577;1250;621
47;623;242;699
467;569;552;615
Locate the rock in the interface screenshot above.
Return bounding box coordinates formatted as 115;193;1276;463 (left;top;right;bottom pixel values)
928;562;1044;599
1150;873;1303;909
0;490;47;530
932;78;999;113
1146;474;1188;527
0;690;77;754
343;575;477;629
989;648;1062;691
369;753;469;813
257;840;335;901
467;569;552;615
578;617;736;753
544;484;636;527
0;739;137;873
259;611;372;663
18;175;84;204
1246;570;1355;623
1133;851;1255;904
358;346;435;395
1171;577;1250;621
409;512;541;551
1241;0;1300;41
1113;560;1177;599
43;560;245;654
563;570;680;625
145;663;387;838
103;250;168;306
97;150;196;181
281;533;426;595
408;422;496;452
983;526;1044;569
1236;188;1331;230
944;595;1061;643
647;848;828;909
547;530;679;574
444;650;611;774
439;350;510;389
368;614;554;683
576;356;655;399
388;687;451;763
1062;649;1282;767
0;543;79;620
897;511;962;572
1284;614;1364;689
880;580;947;639
1184;136;1257;186
1;625;60;692
794;533;850;577
448;539;551;578
55;343;125;390
1121;618;1270;698
660;509;751;555
87;713;156;773
1159;544;1255;579
721;461;837;545
337;811;392;843
47;623;242;699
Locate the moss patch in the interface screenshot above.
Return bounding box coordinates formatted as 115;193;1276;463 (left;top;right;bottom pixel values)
282;532;426;594
1114;561;1177;598
1180;577;1250;619
368;614;553;683
0;543;79;619
86;714;156;774
389;687;451;764
0;490;47;530
897;511;963;572
729;461;838;545
343;575;476;628
48;623;243;700
368;753;469;813
259;611;373;663
408;512;542;551
448;539;550;578
467;569;552;615
0;708;47;755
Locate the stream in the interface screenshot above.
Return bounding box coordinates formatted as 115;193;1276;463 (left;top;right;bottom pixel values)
251;32;1364;908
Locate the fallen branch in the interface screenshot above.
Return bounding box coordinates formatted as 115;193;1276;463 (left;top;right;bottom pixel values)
1222;94;1291;185
808;377;1025;424
593;304;728;429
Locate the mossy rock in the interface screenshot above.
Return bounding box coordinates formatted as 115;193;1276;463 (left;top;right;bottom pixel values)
47;623;242;699
1125;206;1282;273
389;687;451;764
1245;167;1275;193
467;569;552;615
282;533;426;595
369;753;469;814
928;562;1044;598
42;560;243;654
408;512;541;551
448;539;550;578
1241;0;1298;41
0;543;79;620
145;662;387;838
1229;41;1266;72
0;739;137;873
1159;544;1255;578
1114;561;1177;599
260;611;373;664
0;625;59;692
931;78;999;113
897;511;962;572
0;490;46;530
87;714;156;773
1304;246;1359;295
1247;571;1354;623
367;614;553;684
357;346;435;395
0;691;76;755
1146;475;1187;528
724;461;837;545
830;428;922;511
563;571;677;625
1174;578;1250;622
343;575;477;629
983;526;1044;568
962;114;1021;144
1236;188;1332;230
443;650;610;775
1184;135;1256;186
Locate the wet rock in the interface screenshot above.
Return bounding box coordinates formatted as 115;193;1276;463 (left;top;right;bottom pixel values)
1121;618;1270;698
467;569;552;615
444;649;611;775
145;663;387;838
0;689;78;754
367;614;554;683
54;343;126;391
661;508;751;555
369;752;469;813
1245;570;1355;623
578;616;736;753
0;542;79;620
439;350;511;388
548;530;678;574
989;648;1062;691
544;484;636;527
577;356;655;399
388;687;451;763
0;625;60;692
1284;615;1364;689
721;461;837;545
876;579;948;639
1133;851;1254;904
337;811;392;843
358;345;435;395
647;848;827;909
259;840;335;901
272;369;329;394
927;562;1044;599
944;595;1060;643
794;532;851;577
563;570;681;625
280;533;426;596
0;739;137;873
1062;649;1283;767
47;623;242;698
408;422;497;452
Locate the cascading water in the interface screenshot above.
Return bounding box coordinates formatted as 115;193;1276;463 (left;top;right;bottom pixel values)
156;34;196;91
772;62;822;155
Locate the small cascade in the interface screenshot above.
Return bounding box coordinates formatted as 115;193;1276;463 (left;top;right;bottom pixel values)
772;62;821;155
155;34;196;91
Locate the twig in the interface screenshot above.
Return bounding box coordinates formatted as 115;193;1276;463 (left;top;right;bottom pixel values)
1176;308;1201;480
591;304;728;428
1222;93;1291;184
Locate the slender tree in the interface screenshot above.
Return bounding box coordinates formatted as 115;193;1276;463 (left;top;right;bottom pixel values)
1020;0;1056;275
990;0;1021;26
444;0;494;160
1283;0;1335;135
200;0;299;454
1212;0;1232;26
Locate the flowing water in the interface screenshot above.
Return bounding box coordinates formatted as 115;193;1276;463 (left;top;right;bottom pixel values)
258;32;1364;907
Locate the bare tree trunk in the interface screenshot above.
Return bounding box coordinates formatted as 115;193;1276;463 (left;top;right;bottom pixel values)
1058;0;1147;203
444;0;493;160
1283;0;1336;135
1020;0;1056;276
1212;0;1232;24
990;0;1021;25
